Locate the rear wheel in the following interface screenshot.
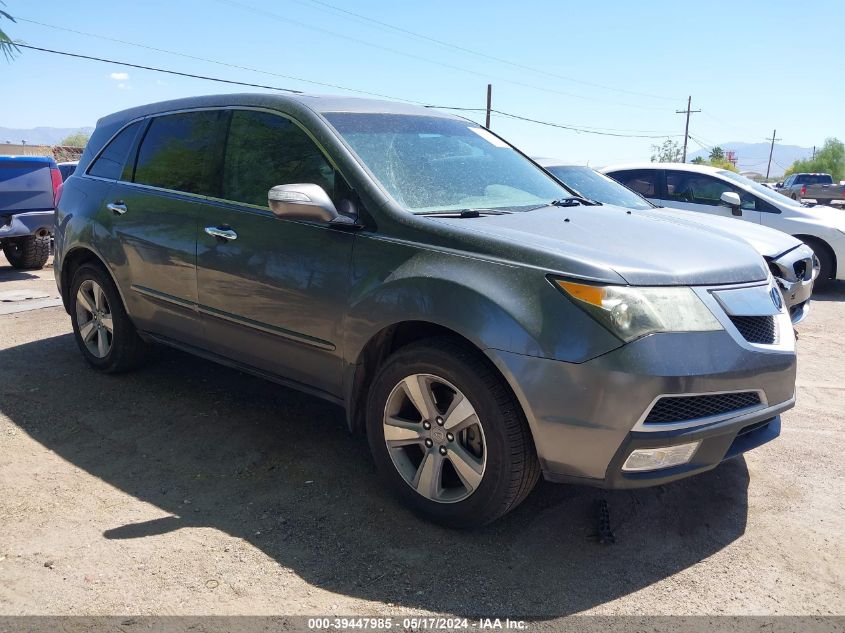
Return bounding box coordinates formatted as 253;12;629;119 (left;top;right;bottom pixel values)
2;235;50;269
69;263;149;372
366;338;540;528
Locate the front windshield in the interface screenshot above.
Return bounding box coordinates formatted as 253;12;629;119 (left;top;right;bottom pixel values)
545;165;653;210
324;113;570;213
716;169;797;205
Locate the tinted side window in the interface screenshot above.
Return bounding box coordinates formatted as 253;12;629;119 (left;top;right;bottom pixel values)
134;111;220;195
88;121;143;180
666;171;757;210
607;169;658;198
222;110;334;207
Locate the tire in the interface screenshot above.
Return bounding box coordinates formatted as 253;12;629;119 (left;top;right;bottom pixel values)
2;235;50;269
801;237;835;289
366;337;540;528
69;263;149;373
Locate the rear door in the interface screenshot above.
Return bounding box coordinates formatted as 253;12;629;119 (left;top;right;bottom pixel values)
658;170;763;225
103;110;221;347
196;108;354;398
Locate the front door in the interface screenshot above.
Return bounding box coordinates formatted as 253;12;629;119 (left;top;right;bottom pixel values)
658;170;763;225
196;109;354;398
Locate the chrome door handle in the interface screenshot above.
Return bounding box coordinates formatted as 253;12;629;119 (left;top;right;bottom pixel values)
107;202;127;215
204;226;238;241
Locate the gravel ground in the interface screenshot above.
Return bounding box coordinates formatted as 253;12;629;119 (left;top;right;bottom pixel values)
0;255;843;620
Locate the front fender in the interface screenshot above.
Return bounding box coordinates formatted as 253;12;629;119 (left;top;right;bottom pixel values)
343;234;622;365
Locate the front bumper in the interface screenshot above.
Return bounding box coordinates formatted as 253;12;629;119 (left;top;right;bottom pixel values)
0;211;55;240
486;316;796;487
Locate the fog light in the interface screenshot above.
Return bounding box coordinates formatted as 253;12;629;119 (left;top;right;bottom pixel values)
622;441;700;472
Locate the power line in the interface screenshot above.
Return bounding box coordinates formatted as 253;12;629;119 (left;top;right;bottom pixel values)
432;105;681;135
15;43;686;141
296;0;680;102
14;44;305;93
14;17;424;104
211;0;672;111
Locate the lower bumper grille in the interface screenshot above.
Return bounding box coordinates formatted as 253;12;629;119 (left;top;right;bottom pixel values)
729;315;777;344
644;392;763;424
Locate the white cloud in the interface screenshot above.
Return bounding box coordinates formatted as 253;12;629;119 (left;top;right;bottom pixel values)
109;72;130;81
116;83;131;90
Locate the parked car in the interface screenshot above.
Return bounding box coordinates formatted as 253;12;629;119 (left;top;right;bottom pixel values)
58;161;78;182
603;163;845;287
0;155;60;269
776;173;845;206
537;160;816;323
55;95;797;527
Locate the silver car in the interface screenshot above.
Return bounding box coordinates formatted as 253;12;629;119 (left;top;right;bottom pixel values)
536;160;817;324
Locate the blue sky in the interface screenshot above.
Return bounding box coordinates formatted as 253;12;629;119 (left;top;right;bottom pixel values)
2;0;842;165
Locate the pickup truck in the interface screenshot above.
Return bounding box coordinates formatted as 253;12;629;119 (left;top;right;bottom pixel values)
0;155;61;269
777;173;845;206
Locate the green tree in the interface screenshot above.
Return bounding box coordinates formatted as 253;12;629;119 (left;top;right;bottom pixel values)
0;1;18;61
60;133;90;148
784;138;845;181
709;146;725;162
650;139;682;163
708;158;738;172
691;156;706;165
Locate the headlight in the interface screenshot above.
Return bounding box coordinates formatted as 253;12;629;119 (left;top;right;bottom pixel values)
552;278;723;342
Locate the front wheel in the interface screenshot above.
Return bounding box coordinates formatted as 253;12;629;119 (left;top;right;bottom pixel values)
366;338;540;528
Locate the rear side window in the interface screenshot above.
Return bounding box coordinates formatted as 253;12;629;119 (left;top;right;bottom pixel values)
607;169;659;198
222;110;335;207
88;120;143;180
134;111;220;195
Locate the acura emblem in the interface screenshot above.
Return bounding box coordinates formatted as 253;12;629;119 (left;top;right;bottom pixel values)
770;287;783;311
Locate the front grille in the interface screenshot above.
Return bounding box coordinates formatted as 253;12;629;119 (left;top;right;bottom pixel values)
729;315;777;344
644;392;762;424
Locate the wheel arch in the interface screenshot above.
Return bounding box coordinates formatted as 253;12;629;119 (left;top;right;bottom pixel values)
794;234;837;280
343;320;527;440
60;246;128;313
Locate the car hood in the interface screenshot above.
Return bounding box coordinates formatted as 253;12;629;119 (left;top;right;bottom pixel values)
642;206;801;258
430;204;769;286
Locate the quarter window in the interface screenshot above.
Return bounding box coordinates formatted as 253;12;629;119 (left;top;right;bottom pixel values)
222;110;335;208
134;111;220;195
607;169;659;198
87;121;143;180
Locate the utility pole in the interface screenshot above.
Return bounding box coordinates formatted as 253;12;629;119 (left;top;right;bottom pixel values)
766;129;781;179
675;96;700;163
485;84;492;129
812;146;816;159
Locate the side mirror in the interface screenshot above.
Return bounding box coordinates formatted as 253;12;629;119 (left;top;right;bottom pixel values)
776;182;783;188
720;191;743;216
268;184;338;223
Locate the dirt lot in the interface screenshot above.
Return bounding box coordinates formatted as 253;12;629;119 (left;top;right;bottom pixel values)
0;255;843;620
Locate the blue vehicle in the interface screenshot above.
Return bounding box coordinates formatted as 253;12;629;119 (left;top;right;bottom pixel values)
0;155;60;269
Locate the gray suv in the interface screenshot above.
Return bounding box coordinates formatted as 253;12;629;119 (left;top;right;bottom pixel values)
55;94;797;527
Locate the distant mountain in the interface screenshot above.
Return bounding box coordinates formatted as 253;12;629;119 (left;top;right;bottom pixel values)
689;142;814;178
0;126;95;146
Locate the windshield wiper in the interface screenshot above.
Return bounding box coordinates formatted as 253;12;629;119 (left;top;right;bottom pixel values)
416;208;511;218
551;196;602;207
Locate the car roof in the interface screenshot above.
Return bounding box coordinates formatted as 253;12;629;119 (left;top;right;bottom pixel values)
601;162;725;175
96;92;462;128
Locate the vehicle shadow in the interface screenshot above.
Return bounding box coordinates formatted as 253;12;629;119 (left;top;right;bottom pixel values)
0;334;750;618
0;265;43;282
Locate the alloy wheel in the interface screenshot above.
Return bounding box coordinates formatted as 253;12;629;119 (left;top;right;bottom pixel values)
382;373;487;503
75;279;114;358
